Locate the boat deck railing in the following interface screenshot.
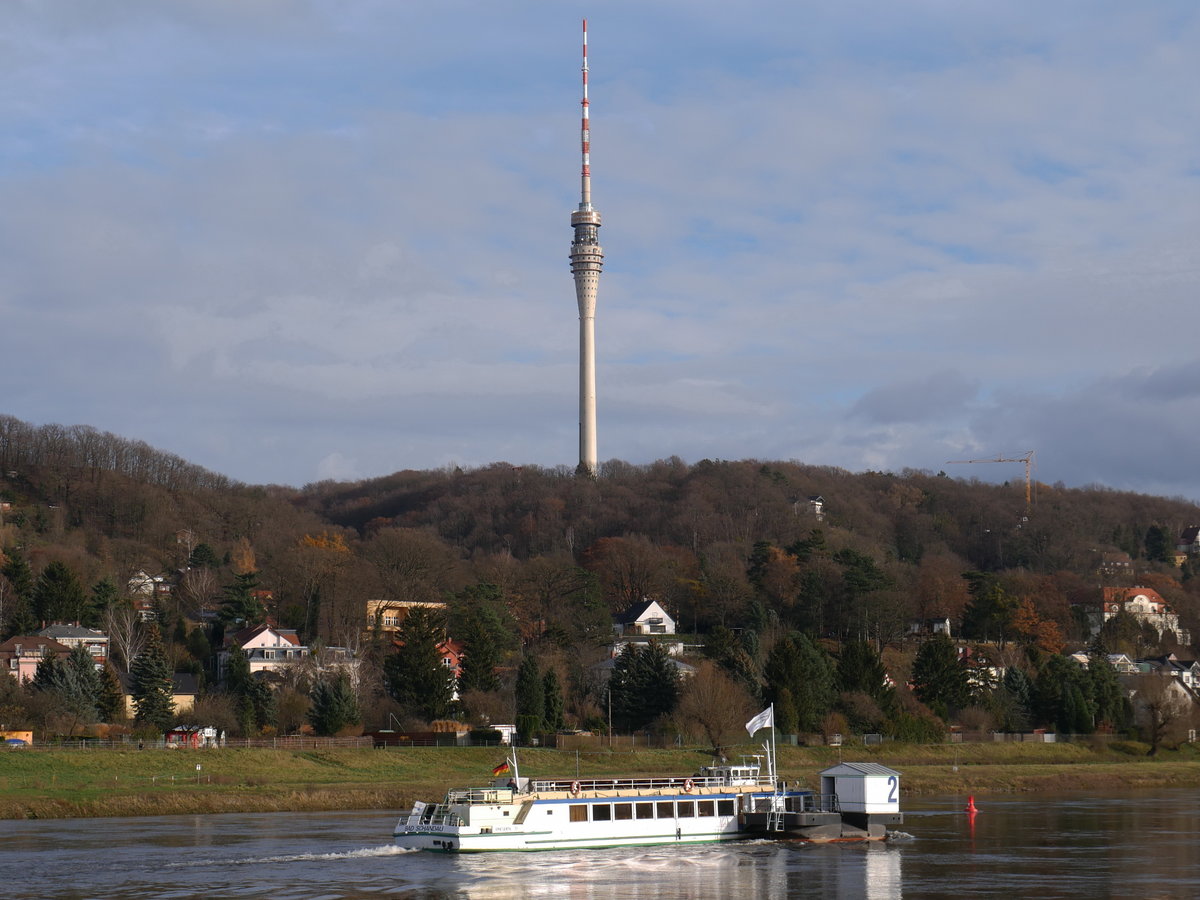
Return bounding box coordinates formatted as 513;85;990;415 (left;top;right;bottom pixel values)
528;774;777;794
445;788;516;805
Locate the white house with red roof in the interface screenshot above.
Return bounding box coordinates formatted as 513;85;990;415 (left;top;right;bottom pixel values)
1095;587;1190;645
218;623;310;680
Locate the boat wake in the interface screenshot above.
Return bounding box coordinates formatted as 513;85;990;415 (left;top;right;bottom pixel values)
167;845;417;869
887;831;916;842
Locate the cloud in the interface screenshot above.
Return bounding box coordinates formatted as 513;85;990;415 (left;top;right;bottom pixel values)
1;2;1199;500
851;371;981;425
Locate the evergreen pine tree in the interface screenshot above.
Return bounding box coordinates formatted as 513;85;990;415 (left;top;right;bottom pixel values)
308;674;360;736
609;641;679;732
542;668;565;732
910;634;970;718
514;654;544;734
86;578;120;629
1087;653;1126;731
131;624;175;731
32;561;87;626
97;662;125;722
837;640;890;701
218;571;263;627
764;633;837;732
383;606;455;722
1;551;37;639
457;606;502;694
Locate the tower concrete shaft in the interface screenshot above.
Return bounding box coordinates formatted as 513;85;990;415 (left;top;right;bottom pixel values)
571;18;604;475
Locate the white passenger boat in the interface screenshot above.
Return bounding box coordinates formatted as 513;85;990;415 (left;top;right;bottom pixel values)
394;756;798;852
392;757;902;852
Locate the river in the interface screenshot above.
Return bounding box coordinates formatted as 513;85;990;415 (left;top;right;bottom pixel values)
0;788;1196;898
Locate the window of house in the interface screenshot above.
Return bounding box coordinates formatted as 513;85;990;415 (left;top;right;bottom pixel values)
635;803;654;820
592;804;611;821
614;803;633;821
263;650;275;660
569;805;588;822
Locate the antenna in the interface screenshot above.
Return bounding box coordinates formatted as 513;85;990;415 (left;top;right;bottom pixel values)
580;18;592;211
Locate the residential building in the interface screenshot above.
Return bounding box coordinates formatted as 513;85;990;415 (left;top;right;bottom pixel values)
366;599;448;637
1137;654;1200;690
0;636;72;683
37;624;108;669
1177;526;1200;556
120;672;198;717
1092;587;1191;645
612;599;674;637
218;623;309;680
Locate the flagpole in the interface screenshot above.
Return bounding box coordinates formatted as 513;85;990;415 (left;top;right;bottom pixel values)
511;744;520;786
770;702;777;785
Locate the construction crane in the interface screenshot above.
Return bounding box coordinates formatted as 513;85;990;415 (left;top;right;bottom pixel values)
946;451;1036;514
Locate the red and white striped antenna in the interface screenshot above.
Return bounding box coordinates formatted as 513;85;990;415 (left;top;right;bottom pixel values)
579;17;592;211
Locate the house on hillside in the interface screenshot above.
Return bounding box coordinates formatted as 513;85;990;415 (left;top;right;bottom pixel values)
0;635;71;683
907;617;952;639
126;570;173;620
1177;526;1200;556
365;599;448;638
1137;654;1200;690
37;624;108;669
120;672;198;717
1089;587;1191;645
610;599;686;657
218;623;310;681
613;600;674;638
808;495;825;522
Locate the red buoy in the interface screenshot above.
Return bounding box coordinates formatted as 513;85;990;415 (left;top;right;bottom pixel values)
965;795;978;813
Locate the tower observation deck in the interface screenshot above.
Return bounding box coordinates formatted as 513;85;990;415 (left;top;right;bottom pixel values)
570;18;604;476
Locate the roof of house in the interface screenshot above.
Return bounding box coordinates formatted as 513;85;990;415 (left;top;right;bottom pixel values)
38;624;107;641
118;672;198;695
0;635;72;655
1101;586;1169;606
224;623;303;649
1180;525;1200;543
613;599;668;625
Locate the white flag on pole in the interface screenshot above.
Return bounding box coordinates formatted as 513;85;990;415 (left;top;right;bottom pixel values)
745;706;774;736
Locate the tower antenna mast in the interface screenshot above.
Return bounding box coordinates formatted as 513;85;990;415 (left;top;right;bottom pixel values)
570;18;604;476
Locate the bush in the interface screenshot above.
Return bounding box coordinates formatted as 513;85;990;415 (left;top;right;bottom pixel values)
1108;740;1151;757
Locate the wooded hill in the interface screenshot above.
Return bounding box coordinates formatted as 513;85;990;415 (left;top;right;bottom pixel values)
2;413;1198;738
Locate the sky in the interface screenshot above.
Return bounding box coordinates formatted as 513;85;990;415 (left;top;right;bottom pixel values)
3;2;1199;500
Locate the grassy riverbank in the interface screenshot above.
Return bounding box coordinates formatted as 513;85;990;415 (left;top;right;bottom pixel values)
1;741;1197;820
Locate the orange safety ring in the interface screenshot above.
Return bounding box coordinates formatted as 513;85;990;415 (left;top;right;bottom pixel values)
570;781;581;796
683;778;694;793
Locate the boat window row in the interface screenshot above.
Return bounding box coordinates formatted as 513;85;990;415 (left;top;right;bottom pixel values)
568;799;735;823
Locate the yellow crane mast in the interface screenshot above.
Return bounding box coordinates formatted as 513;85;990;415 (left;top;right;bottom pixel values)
945;450;1036;514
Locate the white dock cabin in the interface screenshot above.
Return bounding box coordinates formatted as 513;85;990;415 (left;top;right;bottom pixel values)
820;762;901;814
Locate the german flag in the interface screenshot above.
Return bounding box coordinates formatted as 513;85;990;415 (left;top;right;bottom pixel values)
492;759;511;776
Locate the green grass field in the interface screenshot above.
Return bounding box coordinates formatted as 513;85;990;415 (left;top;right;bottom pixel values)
1;741;1197;819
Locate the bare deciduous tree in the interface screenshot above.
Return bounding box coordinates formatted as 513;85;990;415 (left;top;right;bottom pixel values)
103;604;145;673
673;660;757;758
1133;674;1197;755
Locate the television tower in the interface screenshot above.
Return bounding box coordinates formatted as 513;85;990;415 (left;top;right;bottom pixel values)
570;18;604;476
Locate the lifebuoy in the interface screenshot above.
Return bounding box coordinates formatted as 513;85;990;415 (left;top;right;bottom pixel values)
683;778;694;793
570;781;581;796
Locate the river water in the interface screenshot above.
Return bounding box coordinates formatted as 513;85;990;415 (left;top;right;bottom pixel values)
0;789;1196;898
